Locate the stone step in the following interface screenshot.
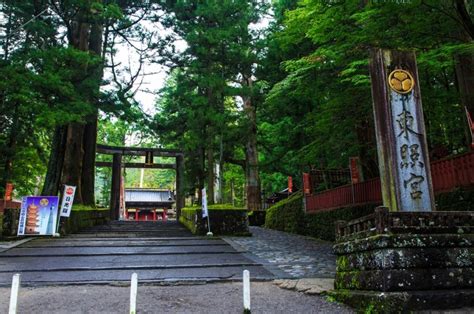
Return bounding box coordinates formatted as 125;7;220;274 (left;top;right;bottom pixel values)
0;265;274;286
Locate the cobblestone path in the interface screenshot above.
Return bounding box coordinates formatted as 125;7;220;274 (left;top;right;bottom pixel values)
225;226;336;279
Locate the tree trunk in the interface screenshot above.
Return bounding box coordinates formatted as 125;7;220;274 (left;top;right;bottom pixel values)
454;53;474;149
41;126;67;196
44;2;100;204
42;8;89;198
1;105;18;189
81;117;98;205
81;17;104;206
61;122;86;204
207;146;215;205
243;77;261;211
355;119;378;179
2;133;16;190
216;136;224;204
453;0;474;149
197;146;205;205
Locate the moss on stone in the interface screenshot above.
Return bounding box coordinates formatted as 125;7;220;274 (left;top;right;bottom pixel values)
436;188;474;211
328;289;408;313
61;209;109;234
71;205;99;211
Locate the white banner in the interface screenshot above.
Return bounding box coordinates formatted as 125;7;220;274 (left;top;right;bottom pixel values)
60;185;76;217
202;188;208;218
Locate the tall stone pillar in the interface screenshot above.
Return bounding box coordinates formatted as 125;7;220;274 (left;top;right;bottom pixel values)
331;49;473;313
110;153;122;220
369;49;435;211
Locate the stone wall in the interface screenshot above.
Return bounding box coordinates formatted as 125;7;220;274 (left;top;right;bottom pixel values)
331;208;474;312
179;206;250;236
248;211;266;226
2;208;20;238
60;209;109;234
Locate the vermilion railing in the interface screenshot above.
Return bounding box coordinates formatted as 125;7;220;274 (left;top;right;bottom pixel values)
431;152;474;193
305;151;474;214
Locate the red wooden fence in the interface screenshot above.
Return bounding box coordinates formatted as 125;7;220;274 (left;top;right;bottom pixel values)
431;152;474;193
305;151;474;214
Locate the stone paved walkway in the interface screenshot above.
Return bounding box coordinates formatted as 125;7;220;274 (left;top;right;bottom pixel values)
225;226;336;279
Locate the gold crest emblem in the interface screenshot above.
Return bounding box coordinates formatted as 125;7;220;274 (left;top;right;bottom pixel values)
388;69;415;94
39;198;49;206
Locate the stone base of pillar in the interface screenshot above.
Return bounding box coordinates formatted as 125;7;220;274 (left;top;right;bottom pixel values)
329;289;474;312
332;207;474;312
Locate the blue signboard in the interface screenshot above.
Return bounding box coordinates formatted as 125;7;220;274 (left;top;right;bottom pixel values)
17;196;59;236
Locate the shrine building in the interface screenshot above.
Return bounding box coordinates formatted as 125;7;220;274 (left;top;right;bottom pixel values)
124;188;175;221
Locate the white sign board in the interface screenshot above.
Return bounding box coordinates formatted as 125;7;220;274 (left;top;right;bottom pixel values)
202;188;208;218
60;185;76;217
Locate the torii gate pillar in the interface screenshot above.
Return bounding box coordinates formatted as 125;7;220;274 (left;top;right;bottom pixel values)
110;153;122;220
176;154;185;219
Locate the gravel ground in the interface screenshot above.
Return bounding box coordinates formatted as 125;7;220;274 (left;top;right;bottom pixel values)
0;282;353;314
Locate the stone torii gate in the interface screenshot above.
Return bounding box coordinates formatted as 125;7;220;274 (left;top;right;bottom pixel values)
95;144;185;220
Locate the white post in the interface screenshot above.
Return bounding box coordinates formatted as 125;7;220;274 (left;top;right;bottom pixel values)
243;270;251;313
130;273;138;314
9;274;20;314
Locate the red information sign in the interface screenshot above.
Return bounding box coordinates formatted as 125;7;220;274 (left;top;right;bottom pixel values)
288;176;293;193
4;183;13;201
303;173;311;195
349;157;360;184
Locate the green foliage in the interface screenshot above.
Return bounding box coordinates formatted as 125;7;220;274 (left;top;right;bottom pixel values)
435;188;474;211
182;204;247;212
265;192;375;241
124;168;175;190
72;205;97;211
153;1;267;204
0;0;151;202
0;45;101;197
265;192;305;233
222;164;246;207
258;0;472;190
